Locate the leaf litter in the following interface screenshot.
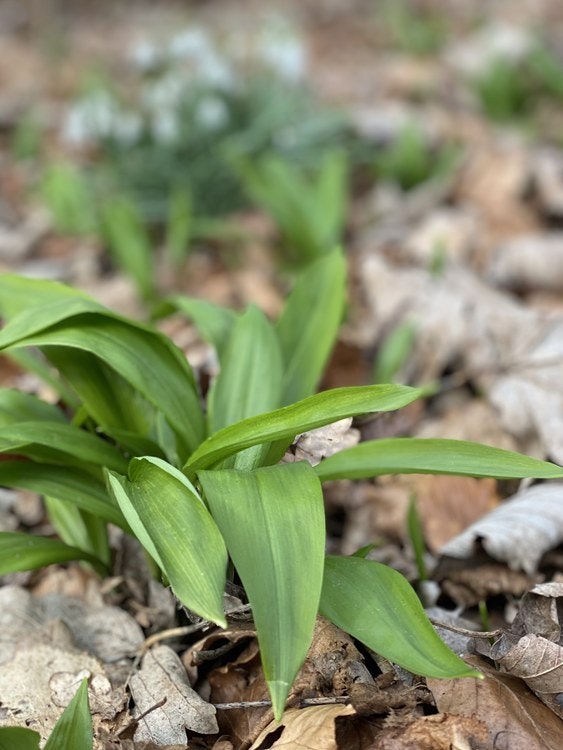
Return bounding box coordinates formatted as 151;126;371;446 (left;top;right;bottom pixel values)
3;0;563;748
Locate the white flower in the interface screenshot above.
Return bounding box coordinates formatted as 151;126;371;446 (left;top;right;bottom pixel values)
142;73;187;113
130;39;162;72
259;25;306;82
169;27;213;61
111;111;143;145
151;110;180;143
194;96;229;130
198;53;237;90
62;91;120;145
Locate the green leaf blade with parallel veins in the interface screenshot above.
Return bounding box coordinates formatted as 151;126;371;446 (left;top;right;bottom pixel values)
44;678;93;750
107;457;228;627
0;532;105;575
198;461;326;720
320;555;480;679
186;384;423;473
314;438;563;482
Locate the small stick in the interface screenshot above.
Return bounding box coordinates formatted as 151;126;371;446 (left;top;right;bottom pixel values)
213;696;350;711
429;617;503;639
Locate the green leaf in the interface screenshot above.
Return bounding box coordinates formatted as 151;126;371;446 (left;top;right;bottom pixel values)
320;556;480;679
0;532;105;575
198;462;325;720
0;274;89;320
0;727;40;750
0;295;204;460
0;422;128;473
314;438;563;482
0;388;67;426
44;678;93;750
186;385;423;473
207;306;282;469
106;457;227;626
101;195;155;302
45;498;110;565
157;295;237;359
276;250;346;405
0;462;126;528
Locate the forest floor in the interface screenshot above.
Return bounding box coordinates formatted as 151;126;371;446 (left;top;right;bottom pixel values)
2;1;563;748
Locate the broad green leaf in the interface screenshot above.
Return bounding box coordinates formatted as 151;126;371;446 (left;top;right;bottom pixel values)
0;532;105;575
0;727;40;750
45;498;110;565
186;385;423;473
157;295;237;359
0;305;204;460
4;349;80;408
198;462;325;720
107;457;227;626
0;274;89;320
0;462;126;528
0;422;128;473
44;678;93;750
276;250;346;405
320;556;480;679
314;438;563;482
0;388;66;426
207;306;282;470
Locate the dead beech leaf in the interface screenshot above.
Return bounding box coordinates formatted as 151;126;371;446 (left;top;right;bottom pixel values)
285;418;360;466
512;582;563;642
428;654;563;750
439;483;563;574
130;645;218;744
249;705;356;750
488;633;563;719
370;712;489;750
355;255;563;462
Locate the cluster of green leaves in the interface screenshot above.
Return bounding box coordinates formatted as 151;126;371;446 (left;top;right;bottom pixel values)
234;149;348;265
1;252;563;721
475;44;563;124
373;123;460;191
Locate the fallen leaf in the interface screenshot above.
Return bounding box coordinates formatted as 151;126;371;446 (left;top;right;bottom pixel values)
428;654;563;750
487;233;563;294
438;483;563;573
285;418;360;467
130;645;218;744
370;712;489;750
249;705;356;750
512;582;563;642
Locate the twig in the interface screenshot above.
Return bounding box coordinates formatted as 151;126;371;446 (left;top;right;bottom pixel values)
429;617;503;639
116;697;167;736
213;696;350;711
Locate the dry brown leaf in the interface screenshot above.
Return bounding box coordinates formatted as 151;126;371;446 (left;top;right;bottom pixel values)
355;255;563;462
512;582;563;642
487;633;563;719
130;645;218;744
370;712;489;750
249;705;356;750
284;418;360;467
439;483;563;573
428;654;563;750
438;562;537;609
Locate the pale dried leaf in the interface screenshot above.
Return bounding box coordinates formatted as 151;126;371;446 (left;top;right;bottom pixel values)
488;633;563;719
249;705;356;750
487;233;563;294
512;582;563;642
286;418;360;466
130;645;218;744
439;483;563;573
428;655;563;750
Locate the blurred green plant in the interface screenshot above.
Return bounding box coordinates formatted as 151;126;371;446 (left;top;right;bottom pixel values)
373;321;416;384
373;123;459;191
381;0;449;57
3;253;563;722
235;149;348;265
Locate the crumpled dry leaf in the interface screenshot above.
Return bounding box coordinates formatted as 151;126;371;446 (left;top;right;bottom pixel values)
130;645;218;743
284;418;360;466
477;633;563;720
428;654;563;750
0;585;144;664
370;712;489;750
355;255;563;462
438;483;563;574
487;233;563;294
249;705;356;750
512;582;563;642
